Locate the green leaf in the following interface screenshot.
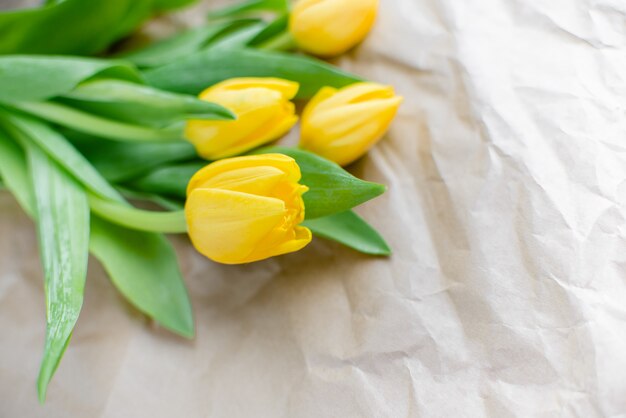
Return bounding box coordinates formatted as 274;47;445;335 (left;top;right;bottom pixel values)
208;21;268;50
10;101;185;142
126;161;206;199
26;144;90;403
153;0;198;11
0;129;35;216
89;217;194;338
0;111;123;202
0;56;141;103
255;147;386;219
117;187;185;211
303;211;391;256
88;193;187;233
59;79;234;128
144;48;362;99
119;19;262;68
0;0;154;55
207;0;289;18
247;13;289;47
75;139;198;183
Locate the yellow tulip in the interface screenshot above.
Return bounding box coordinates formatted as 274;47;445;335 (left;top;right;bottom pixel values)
185;78;299;160
289;0;379;57
185;154;312;264
299;82;402;166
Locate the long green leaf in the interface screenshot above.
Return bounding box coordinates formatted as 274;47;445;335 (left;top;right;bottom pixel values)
89;217;194;338
207;22;268;51
303;210;391;255
117;187;185;211
10;101;184;142
0;56;141;103
126;161;206;198
26;144;90;403
255;147;386;219
76;139;198;183
88;193;187;233
0;111;123;201
144;48;362;99
247;13;289;47
0;0;154;55
207;0;288;18
59;79;234;127
0;129;35;215
119;19;262;68
154;0;198;11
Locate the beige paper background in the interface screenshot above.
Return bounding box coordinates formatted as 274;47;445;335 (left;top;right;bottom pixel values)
2;0;626;416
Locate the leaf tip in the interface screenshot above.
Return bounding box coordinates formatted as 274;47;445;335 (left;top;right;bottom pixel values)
161;307;195;340
368;181;387;198
36;370;50;404
376;243;393;257
174;314;195;340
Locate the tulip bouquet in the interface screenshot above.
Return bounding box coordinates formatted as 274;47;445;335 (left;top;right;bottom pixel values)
0;0;400;402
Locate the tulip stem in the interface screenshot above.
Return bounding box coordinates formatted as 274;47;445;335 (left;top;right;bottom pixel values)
11;101;184;142
256;31;297;52
88;194;188;233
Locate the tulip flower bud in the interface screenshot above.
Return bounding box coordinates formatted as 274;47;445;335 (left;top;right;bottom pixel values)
289;0;379;57
185;78;299;160
299;82;402;166
185;154;312;264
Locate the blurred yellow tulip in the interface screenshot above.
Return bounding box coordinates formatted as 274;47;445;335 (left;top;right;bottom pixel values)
185;78;299;160
289;0;379;57
185;154;312;264
299;82;402;166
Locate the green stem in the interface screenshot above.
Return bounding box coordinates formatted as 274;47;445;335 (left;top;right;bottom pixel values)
11;101;183;142
116;186;185;211
88;193;188;233
256;30;297;52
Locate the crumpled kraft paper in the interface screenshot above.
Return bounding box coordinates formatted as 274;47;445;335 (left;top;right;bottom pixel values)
1;0;626;416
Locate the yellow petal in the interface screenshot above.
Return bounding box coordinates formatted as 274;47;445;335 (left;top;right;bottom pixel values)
247;225;312;261
185;154;311;264
290;0;379;56
201;78;299;100
187;154;302;195
187;94;297;160
302;86;338;121
187;79;299;159
299;82;402;166
313;82;395;112
197;166;287;196
304;96;402;139
186;188;287;264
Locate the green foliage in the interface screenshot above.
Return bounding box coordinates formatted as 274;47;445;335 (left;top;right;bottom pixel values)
0;0;198;55
247;14;289;47
207;0;289;19
0;110;195;398
0;111;123;201
74;139;198;183
26;144;90;403
0;130;35;215
154;0;198;11
0;56;141;103
125;161;206;199
303;211;391;256
255;147;386;219
120;19;265;68
144;48;362;99
59;79;233;127
89;217;194;338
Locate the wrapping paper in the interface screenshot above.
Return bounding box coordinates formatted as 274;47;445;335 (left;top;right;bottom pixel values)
2;0;626;416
